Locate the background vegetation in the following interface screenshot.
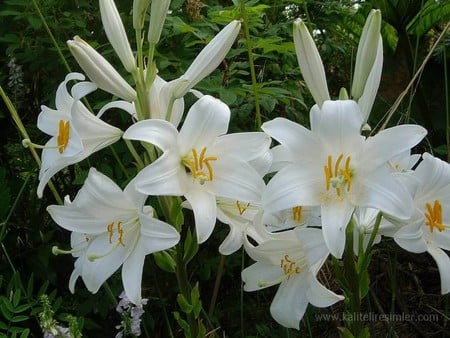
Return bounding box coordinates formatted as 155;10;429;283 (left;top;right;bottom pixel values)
0;0;449;336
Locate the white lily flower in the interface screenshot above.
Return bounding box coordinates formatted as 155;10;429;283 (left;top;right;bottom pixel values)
48;168;180;305
293;19;330;107
99;0;136;73
148;0;171;44
123;95;268;243
67;36;136;101
263;205;321;233
36;73;122;198
169;20;241;99
388;153;450;294
242;227;344;329
262;100;427;258
351;9;382;101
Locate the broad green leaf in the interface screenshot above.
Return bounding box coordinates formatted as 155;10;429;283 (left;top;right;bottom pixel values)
407;1;450;36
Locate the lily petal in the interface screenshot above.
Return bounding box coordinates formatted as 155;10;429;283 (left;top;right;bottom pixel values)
123;119;178;152
185;189;217;243
427;244;450;294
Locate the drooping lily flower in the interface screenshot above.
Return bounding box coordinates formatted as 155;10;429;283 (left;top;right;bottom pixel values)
242;227;344;329
36;73;123;198
387;153;450;294
123;95;268;243
48;168;180;305
262;100;427;258
67;36;137;101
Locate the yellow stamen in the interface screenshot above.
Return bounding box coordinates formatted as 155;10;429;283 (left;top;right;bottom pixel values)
280;254;301;278
324;154;353;196
183;147;217;183
425;200;445;233
236;201;250;215
106;221;125;246
57;120;70;154
292;206;302;222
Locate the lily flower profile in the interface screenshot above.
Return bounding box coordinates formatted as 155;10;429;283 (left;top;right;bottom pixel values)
123;95;268;243
242;227;344;329
389;153;450;294
262;100;427;258
48;168;180;305
36;73;122;197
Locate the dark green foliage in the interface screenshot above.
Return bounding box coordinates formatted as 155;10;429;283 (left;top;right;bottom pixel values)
0;0;449;337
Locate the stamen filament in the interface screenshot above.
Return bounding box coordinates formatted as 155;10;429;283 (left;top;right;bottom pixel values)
183;147;217;183
425;200;446;232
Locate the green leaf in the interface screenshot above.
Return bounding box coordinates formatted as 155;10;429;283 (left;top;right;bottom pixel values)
10;315;28;323
407;1;450;37
183;229;198;264
12;289;20;308
153;250;176;273
176;293;193;314
190;283;202;318
19;329;30;338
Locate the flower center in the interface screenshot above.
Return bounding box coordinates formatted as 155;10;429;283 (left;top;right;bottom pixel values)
425;200;446;233
57;120;70;154
236;201;250;215
324;154;353;196
280;254;301;279
106;221;125;246
292;206;303;222
183;147;217;185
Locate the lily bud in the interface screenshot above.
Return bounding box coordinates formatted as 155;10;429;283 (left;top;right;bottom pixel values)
358;36;383;124
351;9;381;100
133;0;151;30
67;36;136;101
171;20;241;98
148;0;171;45
99;0;136;73
293;18;330;107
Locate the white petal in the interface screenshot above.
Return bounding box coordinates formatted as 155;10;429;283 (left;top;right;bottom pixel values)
219;224;245;255
123;119;178;152
97;100;136;119
37;106;69;136
134;152;186;195
313;100;365;153
295;228;328;268
211;158;265;203
357;168;414;220
415;152;450;192
394;223;427;253
307;274;344;307
262;117;322;162
55;73;85;110
178;95;230;153
427;244;450;294
69;258;83;293
185;189;217;243
121;240;146;305
82;230;138;293
138;212;180;252
362;125;427;169
241;262;283;291
321;199;354;258
263;164;322;213
270;277;309;329
214;132;271;162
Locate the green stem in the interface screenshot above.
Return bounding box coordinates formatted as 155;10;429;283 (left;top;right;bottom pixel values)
125;139;145;170
343;218;362;336
443;37;449;162
175;243;197;336
239;0;262;130
31;0;71;73
110;145;130;179
208;255;226;318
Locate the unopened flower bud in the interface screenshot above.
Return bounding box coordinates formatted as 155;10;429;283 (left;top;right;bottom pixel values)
148;0;171;44
293;18;330;107
100;0;136;73
67;36;136;101
133;0;151;30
